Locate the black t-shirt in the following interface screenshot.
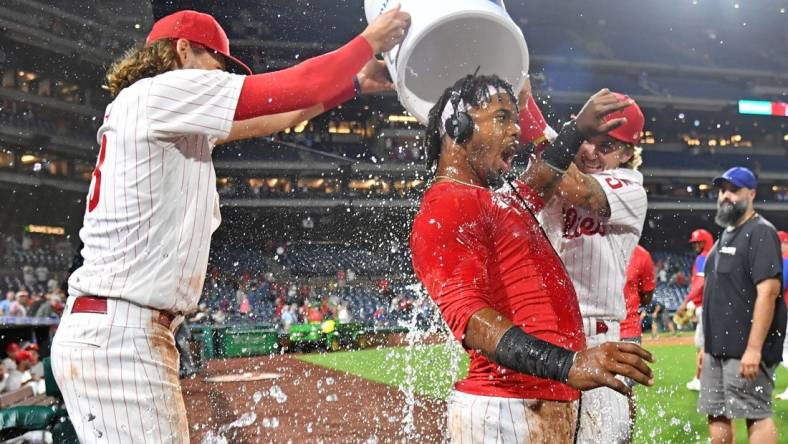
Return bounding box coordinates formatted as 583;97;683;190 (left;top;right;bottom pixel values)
702;214;786;365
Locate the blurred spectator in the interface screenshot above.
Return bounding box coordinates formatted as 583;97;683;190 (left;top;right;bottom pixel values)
9;290;29;317
22;343;43;380
337;303;351;323
35;294;64;318
671;270;687;287
0;291;14;315
0;363;7;393
239;296;251;316
3;343;19;372
373;306;386;325
281;305;297;331
649;300;676;338
27;292;45;316
35;264;49;284
307;303;324;323
22;265;36;288
4;350;32;392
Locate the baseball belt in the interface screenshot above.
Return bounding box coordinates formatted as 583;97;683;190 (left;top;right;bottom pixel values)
71;296;177;329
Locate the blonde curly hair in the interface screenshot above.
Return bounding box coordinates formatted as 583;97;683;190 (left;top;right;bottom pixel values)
621;145;643;170
104;40;178;97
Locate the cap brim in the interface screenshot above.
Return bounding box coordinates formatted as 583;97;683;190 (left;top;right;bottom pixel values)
712;177;731;188
223;54;252;75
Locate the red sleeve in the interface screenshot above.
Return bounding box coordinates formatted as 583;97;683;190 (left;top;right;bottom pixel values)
410;188;494;345
638;249;656;293
234;36;372;120
519;95;551;149
685;275;705;305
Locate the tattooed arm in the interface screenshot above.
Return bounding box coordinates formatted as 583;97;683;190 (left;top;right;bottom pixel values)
555;164;611;217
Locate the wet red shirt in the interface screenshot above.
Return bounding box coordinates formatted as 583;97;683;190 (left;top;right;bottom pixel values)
621;245;656;338
410;180;585;401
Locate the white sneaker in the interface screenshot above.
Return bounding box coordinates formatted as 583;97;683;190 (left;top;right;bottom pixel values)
686;377;701;391
777;388;788;400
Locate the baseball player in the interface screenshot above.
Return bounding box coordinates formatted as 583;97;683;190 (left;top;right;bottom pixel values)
521;89;648;443
411;74;654;443
676;228;714;391
777;230;788;400
50;9;411;443
621;244;656;434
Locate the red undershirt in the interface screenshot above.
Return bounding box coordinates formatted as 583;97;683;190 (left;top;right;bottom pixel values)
410;180;585;401
621;245;656;338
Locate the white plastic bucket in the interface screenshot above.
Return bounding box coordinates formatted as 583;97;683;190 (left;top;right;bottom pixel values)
365;0;529;124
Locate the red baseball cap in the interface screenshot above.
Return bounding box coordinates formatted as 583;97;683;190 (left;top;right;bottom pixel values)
4;343;19;354
14;350;32;364
146;10;252;75
689;229;712;244
604;92;645;145
778;230;788;243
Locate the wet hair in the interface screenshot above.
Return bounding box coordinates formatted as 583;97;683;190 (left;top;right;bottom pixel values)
423;74;518;173
104;39;179;97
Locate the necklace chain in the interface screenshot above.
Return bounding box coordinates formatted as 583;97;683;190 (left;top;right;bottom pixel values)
433;175;487;190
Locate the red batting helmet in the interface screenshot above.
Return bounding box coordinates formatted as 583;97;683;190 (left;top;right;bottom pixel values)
604;93;645;145
778;230;788;243
689;229;713;251
146;10;252;75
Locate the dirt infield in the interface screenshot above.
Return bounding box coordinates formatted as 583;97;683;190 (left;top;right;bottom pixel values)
182;354;446;443
182;335;693;442
642;334;694;347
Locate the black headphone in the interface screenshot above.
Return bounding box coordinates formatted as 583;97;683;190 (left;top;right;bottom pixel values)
443;88;474;145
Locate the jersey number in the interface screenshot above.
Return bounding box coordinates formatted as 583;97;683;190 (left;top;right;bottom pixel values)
605;177;624;189
87;134;107;212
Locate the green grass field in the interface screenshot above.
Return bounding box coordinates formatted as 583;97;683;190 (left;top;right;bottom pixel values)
299;342;788;443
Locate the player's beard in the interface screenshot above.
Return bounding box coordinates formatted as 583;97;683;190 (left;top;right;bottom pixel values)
714;199;747;228
486;168;507;190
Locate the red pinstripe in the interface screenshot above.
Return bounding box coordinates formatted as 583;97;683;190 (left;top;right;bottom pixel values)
90;347;110;442
482;397;491;442
523;400;534;442
144;88;154;253
133;335;164;443
117;308;134;437
147;104;234;122
506;398;518;443
78;348;92;439
145;327;183;441
147;117;226;133
175;141;206;311
180;149;214;312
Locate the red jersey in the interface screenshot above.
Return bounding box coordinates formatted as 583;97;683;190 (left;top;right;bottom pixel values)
621;245;656;338
410;180;585;401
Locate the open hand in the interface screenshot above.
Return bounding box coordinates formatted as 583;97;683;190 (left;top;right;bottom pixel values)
574;89;633;139
567;341;654;397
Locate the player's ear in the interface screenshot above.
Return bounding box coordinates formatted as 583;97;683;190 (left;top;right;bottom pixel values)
619;146;634;165
174;38;191;68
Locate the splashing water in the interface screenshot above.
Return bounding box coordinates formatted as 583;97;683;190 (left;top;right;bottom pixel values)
199;411;258;443
397;283;461;441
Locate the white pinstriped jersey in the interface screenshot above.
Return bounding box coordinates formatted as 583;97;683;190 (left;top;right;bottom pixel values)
539;168;648;321
69;69;244;314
